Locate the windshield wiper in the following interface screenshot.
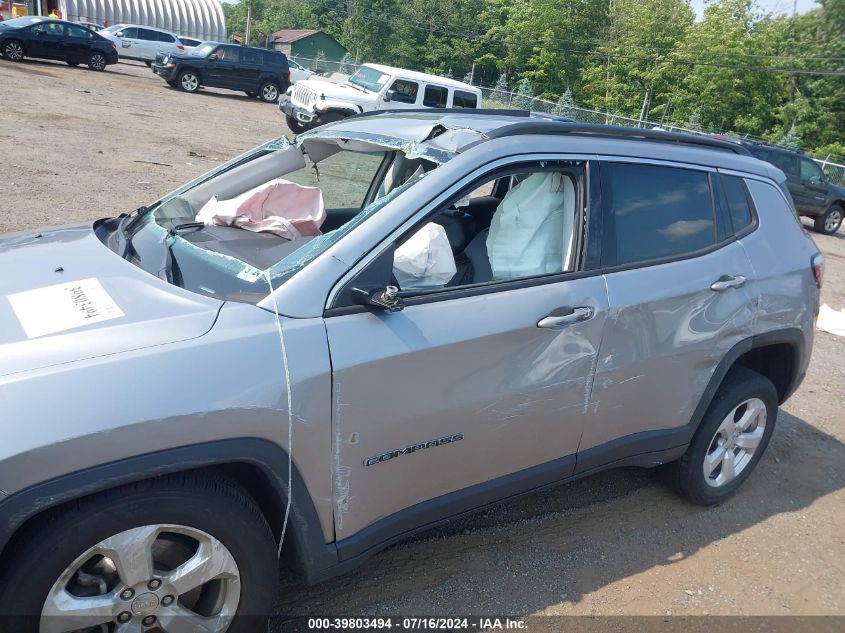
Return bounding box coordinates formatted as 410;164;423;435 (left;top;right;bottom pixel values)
158;230;183;285
347;82;368;93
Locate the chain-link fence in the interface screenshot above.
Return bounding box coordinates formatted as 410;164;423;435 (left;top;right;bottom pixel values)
289;54;845;183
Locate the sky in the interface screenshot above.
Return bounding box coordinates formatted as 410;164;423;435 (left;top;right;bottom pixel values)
690;0;819;19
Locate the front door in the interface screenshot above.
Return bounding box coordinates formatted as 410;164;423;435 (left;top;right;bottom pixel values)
324;160;609;552
29;22;65;59
798;157;829;215
582;161;756;465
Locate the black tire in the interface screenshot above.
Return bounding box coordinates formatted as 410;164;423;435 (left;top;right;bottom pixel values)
144;60;152;67
660;366;777;505
0;473;279;631
66;60;80;67
316;112;345;127
178;70;200;93
258;80;280;103
87;51;107;71
813;204;843;235
285;114;308;133
2;39;25;62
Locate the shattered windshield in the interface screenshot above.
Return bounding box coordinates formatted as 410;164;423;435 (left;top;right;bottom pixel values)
110;133;449;303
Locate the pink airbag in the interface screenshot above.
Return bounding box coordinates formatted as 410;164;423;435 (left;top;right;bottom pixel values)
196;178;326;240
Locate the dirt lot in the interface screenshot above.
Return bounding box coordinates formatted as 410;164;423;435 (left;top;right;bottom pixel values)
1;59;844;622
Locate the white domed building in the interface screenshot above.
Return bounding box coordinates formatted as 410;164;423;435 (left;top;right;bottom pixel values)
2;0;227;41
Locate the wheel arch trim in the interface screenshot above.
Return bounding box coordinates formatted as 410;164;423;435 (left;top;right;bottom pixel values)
0;438;338;582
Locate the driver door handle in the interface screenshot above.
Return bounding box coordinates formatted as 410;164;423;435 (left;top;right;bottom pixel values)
538;306;594;329
710;275;747;292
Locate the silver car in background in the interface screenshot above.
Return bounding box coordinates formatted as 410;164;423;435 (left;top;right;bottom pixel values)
0;112;822;631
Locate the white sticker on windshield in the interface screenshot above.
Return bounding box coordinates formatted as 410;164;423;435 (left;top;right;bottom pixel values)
237;265;263;283
8;278;125;339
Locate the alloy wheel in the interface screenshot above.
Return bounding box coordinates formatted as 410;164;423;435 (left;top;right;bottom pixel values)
180;74;199;92
261;84;279;102
40;524;240;633
703;397;767;488
89;53;106;71
4;41;24;61
825;208;842;233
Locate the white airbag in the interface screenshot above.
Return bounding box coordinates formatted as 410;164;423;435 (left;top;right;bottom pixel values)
487;172;575;279
393;223;457;289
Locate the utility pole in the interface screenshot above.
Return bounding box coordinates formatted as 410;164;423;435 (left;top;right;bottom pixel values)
245;0;252;46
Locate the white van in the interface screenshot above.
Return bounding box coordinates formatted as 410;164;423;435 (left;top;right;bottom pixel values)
280;63;482;132
99;24;185;65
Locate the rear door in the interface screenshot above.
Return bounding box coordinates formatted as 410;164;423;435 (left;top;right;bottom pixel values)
64;24;94;64
238;49;263;91
324;158;608;550
581;160;756;469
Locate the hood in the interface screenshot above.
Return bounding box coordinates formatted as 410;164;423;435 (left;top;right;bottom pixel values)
300;79;378;105
0;224;222;378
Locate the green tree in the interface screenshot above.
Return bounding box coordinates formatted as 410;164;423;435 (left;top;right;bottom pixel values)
513;77;534;109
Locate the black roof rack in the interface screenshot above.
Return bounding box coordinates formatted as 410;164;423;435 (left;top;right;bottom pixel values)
340;109;750;156
345;108;533;121
481;121;752;156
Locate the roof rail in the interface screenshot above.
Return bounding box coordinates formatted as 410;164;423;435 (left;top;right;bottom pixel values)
345;108;532;121
480;121;752;156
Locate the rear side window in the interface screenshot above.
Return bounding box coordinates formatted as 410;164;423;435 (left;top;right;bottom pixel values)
605;163;716;265
721;175;754;234
67;25;93;38
242;50;261;65
453;90;478;108
423;85;448;108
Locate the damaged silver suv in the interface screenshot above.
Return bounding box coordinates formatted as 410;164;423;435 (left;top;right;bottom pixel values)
0;111;823;631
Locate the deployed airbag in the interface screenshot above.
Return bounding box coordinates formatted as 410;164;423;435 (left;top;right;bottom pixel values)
196;178;326;240
393;223;457;289
486;172;575;279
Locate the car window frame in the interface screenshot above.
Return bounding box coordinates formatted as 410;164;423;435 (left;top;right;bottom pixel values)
422;84;449;108
388;78;420;104
452;89;479;109
799;157;825;183
325;155;599;316
597;158;733;272
715;172;759;239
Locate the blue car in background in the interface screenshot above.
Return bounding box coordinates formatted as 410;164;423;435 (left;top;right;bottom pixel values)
0;16;118;71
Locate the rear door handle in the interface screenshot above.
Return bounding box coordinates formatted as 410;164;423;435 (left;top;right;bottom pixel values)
710;275;747;292
538;306;594;329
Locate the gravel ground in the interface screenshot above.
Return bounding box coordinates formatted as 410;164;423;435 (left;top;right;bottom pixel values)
1;59;843;621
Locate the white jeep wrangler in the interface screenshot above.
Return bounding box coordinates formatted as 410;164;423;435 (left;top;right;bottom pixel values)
279;63;482;132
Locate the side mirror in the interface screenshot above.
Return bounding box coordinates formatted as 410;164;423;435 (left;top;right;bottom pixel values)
383;89;395;102
351;286;404;312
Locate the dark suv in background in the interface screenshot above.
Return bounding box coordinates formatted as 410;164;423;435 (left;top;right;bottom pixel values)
731;140;844;234
152;42;291;103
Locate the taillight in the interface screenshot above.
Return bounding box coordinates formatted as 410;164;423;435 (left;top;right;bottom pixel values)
111;42;116;49
177;44;184;52
812;253;824;288
287;70;291;82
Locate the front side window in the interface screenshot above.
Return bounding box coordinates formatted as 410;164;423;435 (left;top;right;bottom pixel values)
190;43;216;57
33;22;65;36
800;158;825;183
389;79;419;104
452;90;478;108
423;85;448;108
391;163;583;291
721;175;754;234
218;46;239;62
116;27;137;39
606;163;716;265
